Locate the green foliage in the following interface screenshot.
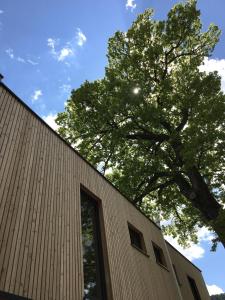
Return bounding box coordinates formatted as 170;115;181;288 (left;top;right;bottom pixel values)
56;0;225;247
211;293;225;300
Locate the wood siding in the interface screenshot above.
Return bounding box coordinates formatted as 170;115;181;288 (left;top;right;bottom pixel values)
167;243;210;300
0;83;209;300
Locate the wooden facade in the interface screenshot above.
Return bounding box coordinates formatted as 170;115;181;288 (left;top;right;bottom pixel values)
0;81;210;300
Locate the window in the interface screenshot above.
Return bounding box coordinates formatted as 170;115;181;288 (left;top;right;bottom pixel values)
128;223;146;253
187;276;201;300
81;190;107;300
0;291;29;300
172;264;182;286
152;242;167;268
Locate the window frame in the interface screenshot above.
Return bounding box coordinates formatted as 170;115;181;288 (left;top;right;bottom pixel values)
80;187;112;300
152;241;168;270
127;222;148;256
187;275;201;300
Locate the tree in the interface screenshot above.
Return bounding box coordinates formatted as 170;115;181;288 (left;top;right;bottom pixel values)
211;294;225;300
56;0;225;249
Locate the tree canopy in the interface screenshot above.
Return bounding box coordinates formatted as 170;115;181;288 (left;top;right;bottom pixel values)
211;294;225;300
56;0;225;249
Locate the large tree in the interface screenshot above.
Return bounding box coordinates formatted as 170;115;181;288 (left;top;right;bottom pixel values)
56;0;225;248
211;294;225;300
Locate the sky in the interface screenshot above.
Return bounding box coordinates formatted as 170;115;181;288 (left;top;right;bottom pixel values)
1;0;225;296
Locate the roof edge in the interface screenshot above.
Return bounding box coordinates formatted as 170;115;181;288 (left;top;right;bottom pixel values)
166;240;202;272
1;81;205;274
0;81;161;230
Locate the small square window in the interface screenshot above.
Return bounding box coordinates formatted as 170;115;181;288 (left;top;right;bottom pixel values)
152;242;167;268
128;223;146;253
187;276;201;300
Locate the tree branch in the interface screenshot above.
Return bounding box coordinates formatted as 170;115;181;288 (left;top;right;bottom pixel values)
173;205;184;224
160;119;173;133
133;175;174;203
163;36;183;79
176;108;189;132
102;151;113;175
125;131;169;142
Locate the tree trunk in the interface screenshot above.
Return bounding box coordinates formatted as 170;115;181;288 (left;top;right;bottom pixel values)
174;167;225;248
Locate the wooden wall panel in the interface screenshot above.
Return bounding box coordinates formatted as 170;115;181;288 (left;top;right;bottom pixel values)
0;84;209;300
0;85;83;299
167;243;210;300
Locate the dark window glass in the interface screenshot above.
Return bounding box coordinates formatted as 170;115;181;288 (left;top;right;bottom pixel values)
81;190;107;300
0;291;29;300
152;242;167;267
187;276;201;300
128;224;145;251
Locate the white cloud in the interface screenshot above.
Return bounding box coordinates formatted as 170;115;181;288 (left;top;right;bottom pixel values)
31;89;42;102
47;37;58;55
47;37;73;62
60;83;71;94
197;227;214;242
27;59;38;65
126;0;137;11
6;48;14;59
199;57;225;93
76;28;87;47
58;47;73;61
42;113;59;131
165;227;214;261
207;284;224;296
5;48;39;65
166;235;205;261
65;61;71;67
47;30;86;62
17;57;25;63
47;38;56;48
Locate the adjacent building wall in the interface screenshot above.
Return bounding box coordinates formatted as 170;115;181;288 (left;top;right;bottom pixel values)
0;83;209;300
167;242;210;300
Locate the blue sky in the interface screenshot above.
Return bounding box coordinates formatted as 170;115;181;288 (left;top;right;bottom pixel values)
1;0;225;296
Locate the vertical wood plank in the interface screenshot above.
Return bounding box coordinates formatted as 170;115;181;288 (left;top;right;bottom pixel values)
0;84;210;300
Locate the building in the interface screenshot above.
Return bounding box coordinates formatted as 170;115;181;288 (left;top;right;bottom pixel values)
0;79;210;299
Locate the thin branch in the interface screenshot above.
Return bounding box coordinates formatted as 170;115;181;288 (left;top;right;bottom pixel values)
173;205;184;224
145;179;176;198
125;131;169;142
176;108;189;132
102;151;113;175
197;145;205;169
167;46;206;65
133;176;174;203
163;37;183;79
160;119;173;133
